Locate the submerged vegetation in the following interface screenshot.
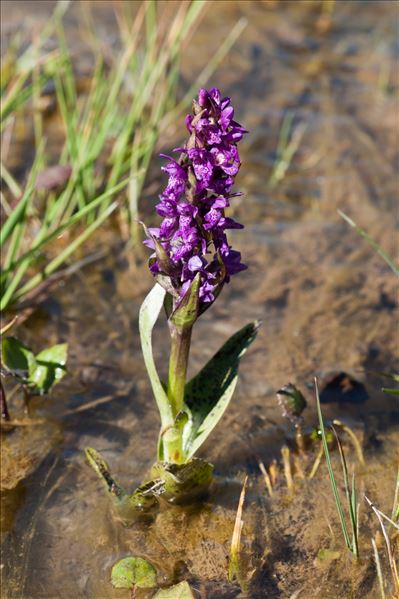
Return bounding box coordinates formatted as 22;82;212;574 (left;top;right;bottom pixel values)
1;1;398;598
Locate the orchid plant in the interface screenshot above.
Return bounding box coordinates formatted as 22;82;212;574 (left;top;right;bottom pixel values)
86;88;259;518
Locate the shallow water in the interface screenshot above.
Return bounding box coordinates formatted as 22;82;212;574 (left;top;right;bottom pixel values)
1;1;398;598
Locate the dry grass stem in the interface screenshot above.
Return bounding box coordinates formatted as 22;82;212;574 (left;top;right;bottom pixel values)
332;419;365;467
228;475;248;583
258;459;273;496
281;445;294;491
365;495;399;596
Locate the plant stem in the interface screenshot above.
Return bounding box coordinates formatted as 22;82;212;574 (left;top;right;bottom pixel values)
167;324;192;417
163;324;192;464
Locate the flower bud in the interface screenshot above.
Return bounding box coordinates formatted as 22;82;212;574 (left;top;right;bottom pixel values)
170;273;200;330
276;383;307;426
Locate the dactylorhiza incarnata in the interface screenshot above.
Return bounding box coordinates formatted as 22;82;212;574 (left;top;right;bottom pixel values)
144;87;247;309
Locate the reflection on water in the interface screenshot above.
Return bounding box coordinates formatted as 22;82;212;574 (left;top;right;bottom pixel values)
1;1;398;597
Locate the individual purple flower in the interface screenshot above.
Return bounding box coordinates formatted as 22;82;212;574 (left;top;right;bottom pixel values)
185;148;213;189
210;144;240;176
145;87;247;309
161;155;187;195
221;248;248;278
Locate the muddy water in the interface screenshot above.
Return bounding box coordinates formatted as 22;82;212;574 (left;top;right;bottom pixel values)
1;1;398;598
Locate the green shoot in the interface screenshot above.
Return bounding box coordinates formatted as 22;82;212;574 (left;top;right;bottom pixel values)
332;425;359;557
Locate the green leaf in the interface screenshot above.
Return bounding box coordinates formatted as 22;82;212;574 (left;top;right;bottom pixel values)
85;447;125;497
111;556;157;590
1;336;36;379
28;343;68;394
35;342;68;366
1;338;68;393
382;387;399;397
152;581;195;599
150;458;213;503
85;448;158;522
139;284;174;434
183;321;260;459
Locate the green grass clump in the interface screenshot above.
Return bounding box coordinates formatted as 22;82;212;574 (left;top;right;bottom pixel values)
1;0;246;312
314;377;360;558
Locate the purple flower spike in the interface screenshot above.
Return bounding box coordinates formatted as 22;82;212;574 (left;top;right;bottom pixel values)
145;87;247;308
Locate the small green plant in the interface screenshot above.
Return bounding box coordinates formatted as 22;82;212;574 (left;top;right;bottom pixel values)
86;87;258;517
110;555;195;598
111;556;157;592
1;335;68;421
315;377;359;557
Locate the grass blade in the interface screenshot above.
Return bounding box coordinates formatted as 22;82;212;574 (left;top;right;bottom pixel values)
332;425;359;557
315;378;352;552
2;178;130;277
338;210;399;277
12;201;119;304
1;189;34;247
